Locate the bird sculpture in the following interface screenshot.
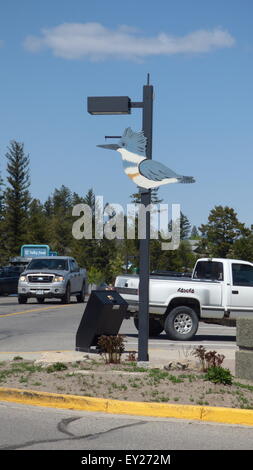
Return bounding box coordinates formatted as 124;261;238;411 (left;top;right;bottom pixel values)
97;127;195;189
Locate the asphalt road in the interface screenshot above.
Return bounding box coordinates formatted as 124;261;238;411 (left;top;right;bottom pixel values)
0;401;252;451
0;295;236;353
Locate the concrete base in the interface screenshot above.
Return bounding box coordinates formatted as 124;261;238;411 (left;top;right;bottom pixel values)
237;319;253;349
235;350;253;381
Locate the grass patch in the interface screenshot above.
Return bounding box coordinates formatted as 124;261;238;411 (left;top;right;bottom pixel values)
10;362;43;374
46;363;68;373
233;381;253;392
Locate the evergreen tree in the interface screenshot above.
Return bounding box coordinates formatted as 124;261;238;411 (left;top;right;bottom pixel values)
44;196;53;217
198;205;250;258
0;169;4;221
227;234;253;262
168;211;191;240
47;185;73;254
150;239;196;273
0;169;5;263
179;212;191;239
27;198;49;244
128;188;164;269
84;188;96;214
3;141;31;257
190;225;199;239
71;188;110;279
130;187;163;205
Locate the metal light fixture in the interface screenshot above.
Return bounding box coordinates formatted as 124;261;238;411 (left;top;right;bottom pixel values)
87;96;131;115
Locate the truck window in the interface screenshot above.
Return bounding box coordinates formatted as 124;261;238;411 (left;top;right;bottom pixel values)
193;261;223;281
232;263;253;286
70;260;79;272
27;259;68;271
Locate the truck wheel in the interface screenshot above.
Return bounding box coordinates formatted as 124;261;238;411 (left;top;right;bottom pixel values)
76;283;85;303
134;318;164;337
37;298;45;304
18;295;27;304
164;306;198;341
61;284;71;304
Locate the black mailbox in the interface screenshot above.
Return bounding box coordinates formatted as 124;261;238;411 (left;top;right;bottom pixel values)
75;290;128;352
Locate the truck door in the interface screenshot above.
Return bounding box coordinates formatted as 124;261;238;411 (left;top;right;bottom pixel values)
228;262;253;317
69;259;80;292
72;260;82;291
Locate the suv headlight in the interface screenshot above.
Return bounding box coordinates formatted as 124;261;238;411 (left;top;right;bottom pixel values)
19;275;27;282
54;276;64;282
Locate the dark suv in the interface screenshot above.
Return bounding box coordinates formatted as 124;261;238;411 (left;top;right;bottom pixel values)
0;266;24;295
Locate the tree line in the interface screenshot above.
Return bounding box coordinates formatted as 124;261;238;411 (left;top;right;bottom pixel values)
1;140;253;284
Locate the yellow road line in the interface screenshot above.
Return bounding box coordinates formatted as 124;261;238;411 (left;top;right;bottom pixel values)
0;304;73;318
0;350;71;354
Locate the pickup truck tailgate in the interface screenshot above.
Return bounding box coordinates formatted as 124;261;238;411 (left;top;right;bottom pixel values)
115;275;138;302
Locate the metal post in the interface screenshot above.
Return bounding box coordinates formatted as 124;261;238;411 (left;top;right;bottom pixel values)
138;75;153;362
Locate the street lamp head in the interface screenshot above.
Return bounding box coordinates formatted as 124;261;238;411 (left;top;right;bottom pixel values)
87;96;131;115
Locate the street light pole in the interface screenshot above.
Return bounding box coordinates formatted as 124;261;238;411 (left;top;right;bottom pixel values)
138;74;153;362
87;75;154;363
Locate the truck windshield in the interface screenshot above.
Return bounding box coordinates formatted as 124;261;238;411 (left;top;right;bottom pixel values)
193;261;223;281
27;259;68;271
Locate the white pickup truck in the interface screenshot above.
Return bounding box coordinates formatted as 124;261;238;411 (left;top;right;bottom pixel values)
115;258;253;340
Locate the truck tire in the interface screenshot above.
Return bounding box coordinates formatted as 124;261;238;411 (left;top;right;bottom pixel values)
18;295;27;304
37;298;45;304
164;306;198;341
76;282;86;303
134;317;164;337
61;283;71;304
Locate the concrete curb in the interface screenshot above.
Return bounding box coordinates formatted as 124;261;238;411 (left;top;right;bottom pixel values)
1;386;253;427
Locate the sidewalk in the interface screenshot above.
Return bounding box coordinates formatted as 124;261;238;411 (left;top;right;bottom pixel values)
0;344;237;373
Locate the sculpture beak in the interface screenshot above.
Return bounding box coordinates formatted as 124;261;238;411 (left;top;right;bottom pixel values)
97;144;120;150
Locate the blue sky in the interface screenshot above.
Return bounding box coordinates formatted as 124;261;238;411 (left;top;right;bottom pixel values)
0;0;253;231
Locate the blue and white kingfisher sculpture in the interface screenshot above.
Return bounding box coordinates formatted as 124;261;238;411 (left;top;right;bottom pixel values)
97;127;195;189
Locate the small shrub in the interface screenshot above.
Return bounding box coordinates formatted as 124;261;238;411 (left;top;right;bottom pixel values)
193;345;206;371
205;366;233;385
205;350;225;368
46;362;68;373
98;335;126;364
125;351;137;362
193;346;225;372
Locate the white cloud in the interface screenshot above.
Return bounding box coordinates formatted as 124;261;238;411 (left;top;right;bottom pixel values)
24;22;235;61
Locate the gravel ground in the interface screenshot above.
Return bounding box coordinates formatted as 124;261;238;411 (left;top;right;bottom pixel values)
1;356;253;410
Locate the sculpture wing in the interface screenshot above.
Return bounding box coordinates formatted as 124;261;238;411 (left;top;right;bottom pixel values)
139;159;195;183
